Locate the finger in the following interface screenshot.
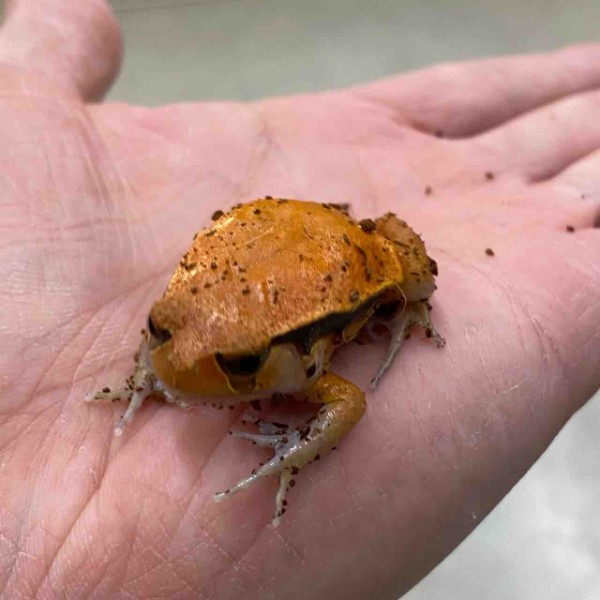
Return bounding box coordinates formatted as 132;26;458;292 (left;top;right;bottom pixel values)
352;44;600;138
550;149;600;205
475;90;600;182
0;0;122;100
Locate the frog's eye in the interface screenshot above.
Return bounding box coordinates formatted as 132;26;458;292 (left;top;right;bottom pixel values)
147;315;172;345
215;350;268;377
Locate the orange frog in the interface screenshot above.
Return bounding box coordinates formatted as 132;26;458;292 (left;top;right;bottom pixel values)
89;198;444;525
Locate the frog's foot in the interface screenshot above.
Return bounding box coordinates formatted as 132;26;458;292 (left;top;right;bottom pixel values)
86;340;158;435
113;373;155;436
215;426;300;526
371;300;445;388
214;373;366;526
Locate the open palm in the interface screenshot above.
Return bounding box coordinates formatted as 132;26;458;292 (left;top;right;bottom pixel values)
1;2;599;598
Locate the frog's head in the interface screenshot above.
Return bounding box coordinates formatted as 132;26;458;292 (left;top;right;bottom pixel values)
145;311;323;400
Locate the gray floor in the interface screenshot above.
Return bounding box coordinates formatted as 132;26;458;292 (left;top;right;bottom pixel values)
82;0;600;597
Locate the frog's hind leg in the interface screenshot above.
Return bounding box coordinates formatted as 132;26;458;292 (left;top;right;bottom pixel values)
371;301;445;389
214;373;366;526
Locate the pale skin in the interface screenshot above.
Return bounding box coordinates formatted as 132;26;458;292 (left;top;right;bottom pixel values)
1;0;599;597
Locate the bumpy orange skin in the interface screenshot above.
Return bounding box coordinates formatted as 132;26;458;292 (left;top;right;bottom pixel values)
149;199;428;391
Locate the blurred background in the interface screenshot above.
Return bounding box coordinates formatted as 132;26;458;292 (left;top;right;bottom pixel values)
74;0;600;597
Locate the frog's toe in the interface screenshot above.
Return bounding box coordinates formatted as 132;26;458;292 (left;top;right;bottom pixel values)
214;464;294;526
114;384;152;436
428;327;446;348
85;388;129;403
273;468;293;526
214;459;297;526
115;363;157;434
230;430;291;449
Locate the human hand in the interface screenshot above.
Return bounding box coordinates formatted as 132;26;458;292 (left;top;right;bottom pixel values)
1;1;599;597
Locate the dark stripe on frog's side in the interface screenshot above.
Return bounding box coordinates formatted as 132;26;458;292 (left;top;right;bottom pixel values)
219;294;398;392
216;298;378;380
272;295;380;354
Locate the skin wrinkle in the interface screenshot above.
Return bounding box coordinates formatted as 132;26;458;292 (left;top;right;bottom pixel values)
463;262;554;432
27;448;101;597
10;324;81;413
353;149;380;215
2;469;49;596
331;447;362;519
270;527;305;565
349;91;410;130
0;511;28;594
75;110;127;211
406;384;436;460
88;112;189;220
92;283;159;389
488;244;577;391
531;150;600;184
569;239;600;291
67;293;134;401
0;399;62;457
109;103;253;207
110;490;146;597
429;257;543;460
462;322;500;396
81;549;121;600
120;544;205;598
204;104;261;195
211;524;276;596
168;490;238;568
373;392;410;469
529;313;571;396
17;266;167;370
398;343;454;465
520;315;570;441
350;90;415;133
75;112;129;296
150;474;240;586
13;294;161;595
229;105;274;202
110;106;200;152
106;411;245;591
439;340;469;460
21;303;109;400
323;92;417;147
498;376;530;397
0;216;134;236
534;284;579;359
250;104;305;196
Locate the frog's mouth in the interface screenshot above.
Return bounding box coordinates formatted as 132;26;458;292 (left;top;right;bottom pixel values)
150;340;318;399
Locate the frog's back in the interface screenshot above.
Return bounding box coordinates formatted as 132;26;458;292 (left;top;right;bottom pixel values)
150;199;404;365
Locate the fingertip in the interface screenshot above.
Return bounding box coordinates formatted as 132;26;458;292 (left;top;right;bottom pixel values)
0;0;123;100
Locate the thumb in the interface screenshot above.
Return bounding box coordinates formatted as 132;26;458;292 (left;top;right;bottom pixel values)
0;0;122;100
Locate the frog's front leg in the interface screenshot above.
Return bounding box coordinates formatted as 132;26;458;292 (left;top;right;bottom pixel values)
370;301;445;389
214;373;366;526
